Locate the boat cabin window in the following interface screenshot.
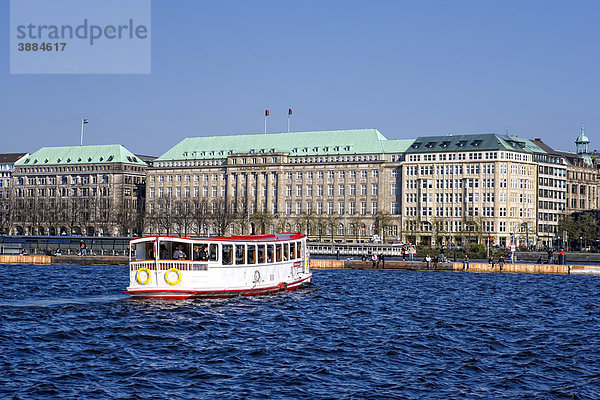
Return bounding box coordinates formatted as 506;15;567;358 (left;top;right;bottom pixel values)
222;244;233;265
172;242;189;260
275;244;282;262
159;243;168;259
208;244;218;261
290;243;296;259
192;244;209;261
296;241;302;259
235;245;246;264
133;242;155;260
247;245;256;264
283;243;289;261
267;244;274;263
257;245;265;263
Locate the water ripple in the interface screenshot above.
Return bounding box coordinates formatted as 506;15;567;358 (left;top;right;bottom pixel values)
0;265;599;399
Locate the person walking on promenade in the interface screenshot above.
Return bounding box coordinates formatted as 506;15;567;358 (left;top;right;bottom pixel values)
489;256;494;270
425;254;431;269
409;245;415;261
547;248;554;264
80;240;87;256
372;253;378;268
463;254;469;271
402;247;407;261
498;254;505;271
380;253;385;269
433;255;438;269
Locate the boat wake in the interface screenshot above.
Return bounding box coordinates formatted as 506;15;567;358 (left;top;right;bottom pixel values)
0;294;127;308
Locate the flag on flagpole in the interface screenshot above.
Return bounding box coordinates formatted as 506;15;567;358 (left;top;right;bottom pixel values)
82;119;89;124
288;108;292;116
265;109;269;117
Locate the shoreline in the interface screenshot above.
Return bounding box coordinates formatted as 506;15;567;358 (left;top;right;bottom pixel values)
2;254;600;275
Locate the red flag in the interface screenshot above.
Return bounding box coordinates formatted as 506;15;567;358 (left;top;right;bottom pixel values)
288;108;292;116
265;109;269;117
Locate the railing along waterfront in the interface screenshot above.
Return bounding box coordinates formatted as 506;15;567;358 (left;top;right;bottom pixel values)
0;235;131;256
308;243;405;257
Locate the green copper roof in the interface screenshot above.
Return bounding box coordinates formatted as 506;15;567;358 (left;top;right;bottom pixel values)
404;134;540;154
15;144;147;166
156;129;409;161
381;139;415;153
576;133;589;144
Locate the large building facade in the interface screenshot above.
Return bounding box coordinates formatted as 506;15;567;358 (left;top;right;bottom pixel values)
11;145;147;236
145;129;412;240
4;127;598;246
0;153;28;234
401;134;538;247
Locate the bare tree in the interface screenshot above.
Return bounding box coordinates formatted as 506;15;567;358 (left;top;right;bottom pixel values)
298;212;315;237
251;211;273;235
212;198;238;236
191;197;210;235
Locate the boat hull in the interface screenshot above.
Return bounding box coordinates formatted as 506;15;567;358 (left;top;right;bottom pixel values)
124;274;312;299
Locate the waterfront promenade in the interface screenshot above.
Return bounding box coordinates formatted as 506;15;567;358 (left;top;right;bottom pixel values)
3;254;600;275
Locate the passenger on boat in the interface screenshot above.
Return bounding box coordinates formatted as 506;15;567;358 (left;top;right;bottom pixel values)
173;245;187;260
160;244;169;259
198;245;209;261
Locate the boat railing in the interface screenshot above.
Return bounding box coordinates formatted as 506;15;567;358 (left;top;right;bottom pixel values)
130;260;156;271
158;260;209;271
130;260;210;272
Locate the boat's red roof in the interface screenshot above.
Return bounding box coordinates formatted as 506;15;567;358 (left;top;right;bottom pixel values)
131;232;304;243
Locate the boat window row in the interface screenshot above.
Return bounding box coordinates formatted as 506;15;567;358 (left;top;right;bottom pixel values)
136;240;303;265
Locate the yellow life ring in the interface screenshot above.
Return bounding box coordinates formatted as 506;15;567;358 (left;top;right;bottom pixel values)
165;268;182;286
136;267;152;285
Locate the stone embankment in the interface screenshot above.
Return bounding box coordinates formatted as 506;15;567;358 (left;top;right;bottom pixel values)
0;255;128;265
310;259;597;275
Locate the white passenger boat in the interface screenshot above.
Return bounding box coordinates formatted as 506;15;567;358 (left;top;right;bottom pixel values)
124;233;312;299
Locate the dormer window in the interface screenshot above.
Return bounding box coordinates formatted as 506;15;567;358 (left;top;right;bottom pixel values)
411;142;422;149
471;140;482;147
440;141;450;148
426;142;436;148
456;140;467;147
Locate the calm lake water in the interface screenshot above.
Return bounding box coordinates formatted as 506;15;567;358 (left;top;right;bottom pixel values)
1;265;599;399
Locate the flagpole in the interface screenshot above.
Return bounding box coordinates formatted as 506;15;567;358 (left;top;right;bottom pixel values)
288;115;290;133
80;118;84;146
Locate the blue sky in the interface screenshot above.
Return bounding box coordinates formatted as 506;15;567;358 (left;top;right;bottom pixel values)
1;0;599;156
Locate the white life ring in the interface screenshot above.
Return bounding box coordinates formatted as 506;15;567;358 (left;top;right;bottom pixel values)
253;270;260;283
